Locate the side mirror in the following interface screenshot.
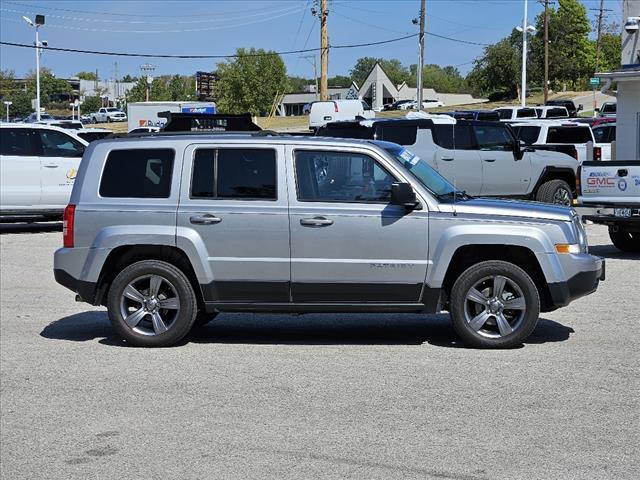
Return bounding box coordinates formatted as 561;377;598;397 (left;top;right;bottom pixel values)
595;107;600;113
513;140;524;160
578;104;583;111
391;182;418;209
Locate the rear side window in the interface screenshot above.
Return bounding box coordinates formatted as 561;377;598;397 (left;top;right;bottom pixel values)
453;125;476;150
433;124;454;149
191;148;276;200
0;128;34;156
516;108;536;118
494;109;512;120
546;127;593;144
377;125;417;145
513;126;541;145
100;149;174;198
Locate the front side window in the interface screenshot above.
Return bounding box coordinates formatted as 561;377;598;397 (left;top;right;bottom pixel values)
474;125;514;151
100;149;174;198
548;108;568;118
38;130;85;157
295;150;396;203
0;129;34;156
191;148;276;200
477;112;500;121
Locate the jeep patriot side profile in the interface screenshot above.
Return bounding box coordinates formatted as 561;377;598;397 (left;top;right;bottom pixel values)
54;134;604;348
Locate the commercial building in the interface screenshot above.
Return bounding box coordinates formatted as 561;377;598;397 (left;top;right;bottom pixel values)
277;62;486;116
596;0;640;160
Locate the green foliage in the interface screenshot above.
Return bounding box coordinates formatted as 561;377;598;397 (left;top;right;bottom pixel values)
76;71;97;80
214;48;288;115
24;68;72;107
350;57;410;87
0;70;31;118
328;75;352;87
466;31;521;98
124;75;194;102
408;64;468;93
121;74;137;83
81;96;103;114
597;31;622;72
287;75;313;92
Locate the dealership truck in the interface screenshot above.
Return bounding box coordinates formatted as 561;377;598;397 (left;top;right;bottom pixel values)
127;101;216;132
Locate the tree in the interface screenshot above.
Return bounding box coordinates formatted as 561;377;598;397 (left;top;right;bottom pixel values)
287;75;312;92
121;74;137;83
328;75;352;87
349;57;410;87
81;96;102;114
76;71;97;80
466;31;521;98
409;64;468;93
167;74;195;101
214;48;288;115
24;68;72;107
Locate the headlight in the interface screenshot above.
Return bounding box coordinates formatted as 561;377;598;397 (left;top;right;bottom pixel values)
569;212;588;253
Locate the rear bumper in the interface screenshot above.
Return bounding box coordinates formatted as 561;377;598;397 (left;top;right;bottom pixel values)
54;269;99;304
547;257;605;310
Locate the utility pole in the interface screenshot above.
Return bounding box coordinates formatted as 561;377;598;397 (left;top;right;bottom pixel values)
543;0;550;103
416;0;426;110
140;63;156;102
516;0;535;107
319;0;328;101
592;0;612;73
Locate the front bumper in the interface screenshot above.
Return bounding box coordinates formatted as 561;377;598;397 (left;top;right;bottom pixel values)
546;256;605;310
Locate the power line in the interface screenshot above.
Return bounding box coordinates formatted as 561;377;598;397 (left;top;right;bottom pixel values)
2;0;293;19
0;34;419;59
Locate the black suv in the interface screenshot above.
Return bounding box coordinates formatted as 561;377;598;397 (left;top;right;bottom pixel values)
545;99;582;118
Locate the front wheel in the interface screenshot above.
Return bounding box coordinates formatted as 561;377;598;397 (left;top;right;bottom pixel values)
449;260;540;348
535;179;573;206
107;260;197;347
91;117;97;124
609;227;640;253
106;117;112;123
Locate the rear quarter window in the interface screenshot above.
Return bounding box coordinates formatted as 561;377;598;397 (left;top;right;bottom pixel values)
99;149;174;198
516;108;537;118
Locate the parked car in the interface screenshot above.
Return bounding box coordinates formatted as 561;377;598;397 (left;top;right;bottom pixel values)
23;112;55;123
399;99;445;110
572;117;616;128
54;132;603;348
128;126;161;135
493;107;538;121
42;120;84;130
75;128;113;143
90;107;127;123
0;123;87;218
309;100;374;130
577;161;639;252
510;121;609;162
597;102;616;118
534;106;570;119
545;99;582;118
318;115;579;205
382;99;413;111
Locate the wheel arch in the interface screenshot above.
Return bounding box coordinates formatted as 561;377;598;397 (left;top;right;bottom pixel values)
532;167;576;196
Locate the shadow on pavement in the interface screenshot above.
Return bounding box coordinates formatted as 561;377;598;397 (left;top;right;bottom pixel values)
0;222;62;234
588;244;639;261
41;311;574;348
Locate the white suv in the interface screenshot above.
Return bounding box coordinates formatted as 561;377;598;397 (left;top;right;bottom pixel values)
0;123;87;218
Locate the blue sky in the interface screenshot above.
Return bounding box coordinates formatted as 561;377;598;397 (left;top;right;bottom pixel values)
0;0;623;81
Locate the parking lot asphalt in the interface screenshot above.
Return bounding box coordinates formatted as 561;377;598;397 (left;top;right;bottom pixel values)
0;224;638;480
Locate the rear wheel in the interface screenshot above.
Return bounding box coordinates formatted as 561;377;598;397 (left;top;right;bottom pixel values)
536;179;573;206
107;260;197;347
608;227;640;253
450;260;540;348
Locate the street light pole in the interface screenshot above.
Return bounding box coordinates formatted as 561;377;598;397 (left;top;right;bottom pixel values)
4;101;12;122
23;15;45;121
515;1;535;107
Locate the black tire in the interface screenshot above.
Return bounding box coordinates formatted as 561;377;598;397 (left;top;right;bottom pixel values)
106;117;112;123
193;311;218;328
107;260;197;347
535;179;573;206
91;117;97;124
608;227;640;253
450;260;540;348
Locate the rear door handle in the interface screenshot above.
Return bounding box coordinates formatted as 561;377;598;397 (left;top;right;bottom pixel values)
300;216;334;227
483;158;496;162
43;164;59;168
441;157;454;161
190;214;222;225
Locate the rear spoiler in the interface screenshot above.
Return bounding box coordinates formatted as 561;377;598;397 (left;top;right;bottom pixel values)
158;111;262;132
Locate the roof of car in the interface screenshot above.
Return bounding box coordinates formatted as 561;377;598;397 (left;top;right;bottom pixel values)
509;120;585;127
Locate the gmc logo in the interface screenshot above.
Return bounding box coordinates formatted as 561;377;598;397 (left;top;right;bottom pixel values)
587;177;615;186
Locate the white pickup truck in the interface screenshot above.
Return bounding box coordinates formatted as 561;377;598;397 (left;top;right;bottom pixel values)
511;121;610;162
90;107;127;123
577;161;640;252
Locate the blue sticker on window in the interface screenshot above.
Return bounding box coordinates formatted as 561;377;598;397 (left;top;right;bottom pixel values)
398;147;420;166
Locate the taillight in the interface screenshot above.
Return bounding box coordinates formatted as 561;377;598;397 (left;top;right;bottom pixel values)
571;147;578;161
63;204;75;248
576;166;582;196
334;102;339;113
594;146;602;161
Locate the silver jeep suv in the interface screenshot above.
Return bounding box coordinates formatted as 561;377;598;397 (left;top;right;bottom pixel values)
54;134;604;348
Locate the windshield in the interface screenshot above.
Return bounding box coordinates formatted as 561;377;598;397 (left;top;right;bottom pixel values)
601;103;616;113
106;108;119;112
383;145;467;201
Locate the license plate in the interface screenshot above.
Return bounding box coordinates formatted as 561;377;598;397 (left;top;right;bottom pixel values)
614;208;632;218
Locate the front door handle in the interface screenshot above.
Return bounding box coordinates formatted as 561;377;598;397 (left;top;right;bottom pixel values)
483;158;496;162
300;216;334;227
190;214;222;225
43;164;59;168
441;157;454;161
